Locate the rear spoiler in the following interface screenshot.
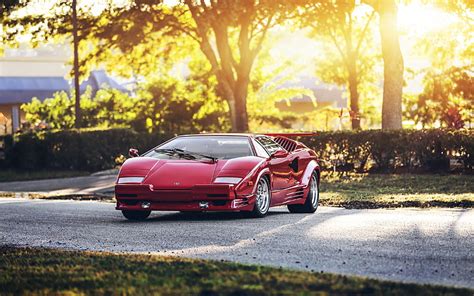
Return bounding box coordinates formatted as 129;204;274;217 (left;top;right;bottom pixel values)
264;132;317;138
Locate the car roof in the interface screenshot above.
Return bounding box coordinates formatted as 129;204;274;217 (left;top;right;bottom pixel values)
178;133;265;138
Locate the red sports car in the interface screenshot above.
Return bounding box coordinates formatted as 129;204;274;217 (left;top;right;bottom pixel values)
115;133;320;220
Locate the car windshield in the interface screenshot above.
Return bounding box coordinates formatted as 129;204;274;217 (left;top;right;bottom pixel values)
143;136;253;160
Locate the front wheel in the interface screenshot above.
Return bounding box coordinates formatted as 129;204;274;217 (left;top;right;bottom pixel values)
250;177;271;218
122;210;151;221
288;172;319;213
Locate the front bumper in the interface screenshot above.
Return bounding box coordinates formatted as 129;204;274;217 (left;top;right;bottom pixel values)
115;184;254;211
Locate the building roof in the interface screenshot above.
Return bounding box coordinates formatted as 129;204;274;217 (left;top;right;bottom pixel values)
0;70;128;105
0;77;70;104
80;70;128;94
279;76;346;107
273;75;347;113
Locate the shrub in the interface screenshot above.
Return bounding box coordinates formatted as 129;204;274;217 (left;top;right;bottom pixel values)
299;129;473;173
1;128;473;173
3;129;173;172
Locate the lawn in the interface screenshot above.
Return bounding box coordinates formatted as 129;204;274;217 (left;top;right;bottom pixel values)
1;169;472;209
0;246;471;295
320;172;474;208
0;170;89;182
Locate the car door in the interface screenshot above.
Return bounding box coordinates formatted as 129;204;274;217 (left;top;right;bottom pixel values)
255;136;293;191
288;149;307;186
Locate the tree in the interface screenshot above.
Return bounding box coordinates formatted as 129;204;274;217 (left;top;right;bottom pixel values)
363;0;404;130
116;1;289;132
2;0;83;127
301;1;377;129
5;0;292;132
404;18;473;129
434;0;474;23
0;0;20;16
404;66;472;129
0;0;21;54
71;0;81;128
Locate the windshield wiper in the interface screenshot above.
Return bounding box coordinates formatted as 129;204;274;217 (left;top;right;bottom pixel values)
154;148;196;160
173;148;217;163
154;148;216;162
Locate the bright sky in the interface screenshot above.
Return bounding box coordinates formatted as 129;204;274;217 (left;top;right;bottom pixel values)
270;2;462;94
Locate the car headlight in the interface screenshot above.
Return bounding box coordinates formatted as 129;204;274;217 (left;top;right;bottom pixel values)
214;177;243;184
117;177;145;184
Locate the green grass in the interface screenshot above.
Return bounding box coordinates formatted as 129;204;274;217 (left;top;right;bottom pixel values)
320;173;474;208
0;247;470;295
0;170;89;182
1;169;472;208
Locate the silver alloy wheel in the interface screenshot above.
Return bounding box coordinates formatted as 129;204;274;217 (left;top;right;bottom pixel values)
310;174;319;207
256;178;270;214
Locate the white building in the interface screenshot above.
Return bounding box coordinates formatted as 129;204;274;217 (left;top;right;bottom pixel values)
0;44;127;135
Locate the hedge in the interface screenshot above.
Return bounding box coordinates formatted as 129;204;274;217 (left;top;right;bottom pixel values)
299;129;473;173
1;128;472;173
1;129;173;172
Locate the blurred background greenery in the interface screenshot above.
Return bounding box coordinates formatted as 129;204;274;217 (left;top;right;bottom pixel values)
0;0;472;134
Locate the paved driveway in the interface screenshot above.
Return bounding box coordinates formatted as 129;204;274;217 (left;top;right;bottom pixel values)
0;174;116;196
0;198;472;288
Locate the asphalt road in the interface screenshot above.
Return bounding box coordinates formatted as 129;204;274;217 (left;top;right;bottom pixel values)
0;198;473;289
0;175;116;196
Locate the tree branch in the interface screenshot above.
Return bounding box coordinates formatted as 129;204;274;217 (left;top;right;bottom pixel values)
355;10;375;55
250;13;273;59
327;25;349;67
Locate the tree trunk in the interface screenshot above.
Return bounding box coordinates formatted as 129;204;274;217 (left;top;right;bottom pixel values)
72;0;81;128
218;78;249;132
347;55;361;129
379;0;404;130
234;76;250;132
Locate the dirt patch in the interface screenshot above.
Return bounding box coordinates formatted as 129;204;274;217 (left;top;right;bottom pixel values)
40;194;115;202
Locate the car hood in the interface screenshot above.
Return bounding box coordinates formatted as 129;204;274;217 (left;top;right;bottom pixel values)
119;156;264;189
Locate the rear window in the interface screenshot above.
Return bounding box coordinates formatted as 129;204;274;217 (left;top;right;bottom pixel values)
255;136;284;155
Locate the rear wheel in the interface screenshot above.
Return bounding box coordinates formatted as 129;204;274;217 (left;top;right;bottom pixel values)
122;210;151;221
288;171;319;213
250;177;271;218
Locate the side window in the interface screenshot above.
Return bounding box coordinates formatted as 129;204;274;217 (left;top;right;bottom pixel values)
252;139;270;158
255;136;284;155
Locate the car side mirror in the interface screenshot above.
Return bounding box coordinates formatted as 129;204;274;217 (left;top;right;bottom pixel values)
129;148;139;158
270;150;288;159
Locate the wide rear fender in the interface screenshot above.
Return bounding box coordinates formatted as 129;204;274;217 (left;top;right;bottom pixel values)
301;160;320;186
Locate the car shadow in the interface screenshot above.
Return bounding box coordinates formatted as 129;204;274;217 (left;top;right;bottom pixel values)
118;209;291;223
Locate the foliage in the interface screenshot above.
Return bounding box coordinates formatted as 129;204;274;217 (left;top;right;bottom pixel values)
21;87;139;130
131;76;229;134
20;77;228;134
299;129;474;173
404;66;473;129
2;1;473;133
404;20;473;129
0;169;88;182
2;129;173;172
2;128;473;173
0;0;22;54
247;37;316;131
434;0;474;22
4;0;297;132
300;1;381;129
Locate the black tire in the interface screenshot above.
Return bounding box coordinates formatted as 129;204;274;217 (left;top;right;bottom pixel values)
250;176;271;218
288;171;319;213
122;210;151;221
